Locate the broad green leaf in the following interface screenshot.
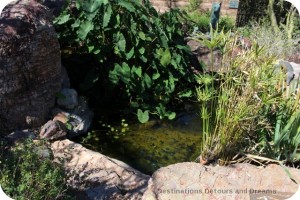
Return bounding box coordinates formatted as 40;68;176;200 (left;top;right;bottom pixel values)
156;104;166;119
117;33;126;52
171;59;178;69
135;66;142;78
156;48;164;56
126;47;134;60
139;32;146;40
137;109;149;123
144;74;152;88
139;47;145;55
140;55;147;62
178;90;192;98
118;1;135;12
109;63;122;84
88;45;94;53
103;5;112;28
115;14;120;27
93;48;101;54
133;66;142;78
167;112;176;120
152;72;160;80
160;49;171;67
116;62;130;84
78;20;94;40
122;62;131;74
83;0;105;13
131;22;137;33
55;14;70;25
71;19;81;29
169;75;175;92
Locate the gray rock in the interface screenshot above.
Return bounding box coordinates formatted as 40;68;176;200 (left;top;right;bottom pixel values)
275;60;295;85
187;39;223;72
51;139;150;200
5;129;36;144
289;62;300;80
142;162;300;200
53;96;94;137
40;120;67;141
57;88;78;109
0;0;61;135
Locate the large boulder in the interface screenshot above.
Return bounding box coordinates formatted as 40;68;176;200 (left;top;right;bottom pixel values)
51;139;150;200
0;0;61;134
142;162;300;200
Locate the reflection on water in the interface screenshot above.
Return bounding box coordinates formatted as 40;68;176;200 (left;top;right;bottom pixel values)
76;112;202;175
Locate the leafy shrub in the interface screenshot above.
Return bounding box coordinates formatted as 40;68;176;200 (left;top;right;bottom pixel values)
0;139;70;200
183;10;235;34
54;0;201;122
219;16;235;32
189;11;211;32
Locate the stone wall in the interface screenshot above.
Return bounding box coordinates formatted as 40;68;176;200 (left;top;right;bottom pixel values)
150;0;239;18
150;0;189;13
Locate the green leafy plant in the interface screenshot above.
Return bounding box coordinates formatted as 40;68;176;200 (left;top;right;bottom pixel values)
192;12;211;32
182;10;235;34
54;0;201;123
137;109;149;124
219;16;235;32
0;139;70;200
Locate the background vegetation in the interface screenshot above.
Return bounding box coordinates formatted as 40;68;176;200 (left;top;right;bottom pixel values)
0;139;70;200
54;0;203;122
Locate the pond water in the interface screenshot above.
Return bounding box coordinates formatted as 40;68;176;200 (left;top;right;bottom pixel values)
75;112;203;175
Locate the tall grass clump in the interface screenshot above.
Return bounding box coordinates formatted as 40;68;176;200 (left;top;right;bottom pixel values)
193;27;300;165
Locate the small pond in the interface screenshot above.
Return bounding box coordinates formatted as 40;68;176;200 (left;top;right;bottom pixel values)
75;112;203;175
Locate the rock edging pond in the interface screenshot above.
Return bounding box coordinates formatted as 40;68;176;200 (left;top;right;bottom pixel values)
50;139;300;200
51;139;150;200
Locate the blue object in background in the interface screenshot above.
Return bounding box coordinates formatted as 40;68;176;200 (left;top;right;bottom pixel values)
229;1;239;9
210;2;222;29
